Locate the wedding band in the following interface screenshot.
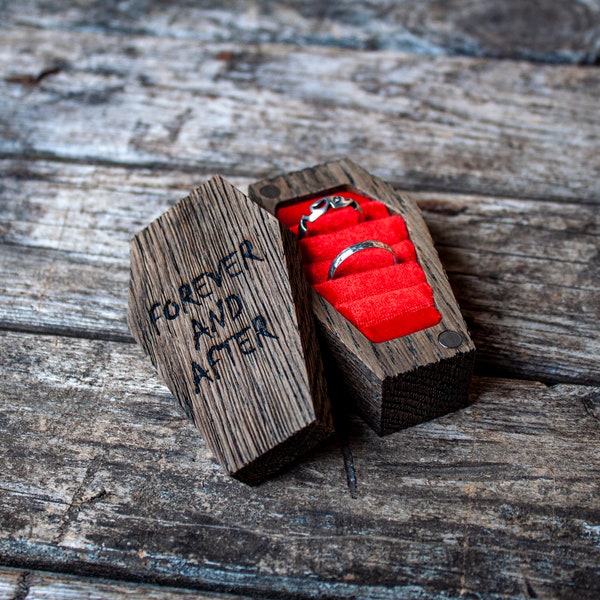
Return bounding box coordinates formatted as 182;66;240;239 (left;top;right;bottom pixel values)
298;195;363;238
328;240;397;280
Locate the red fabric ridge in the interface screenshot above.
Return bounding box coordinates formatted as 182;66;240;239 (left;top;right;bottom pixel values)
285;201;390;236
305;240;417;285
314;262;426;305
349;307;442;343
299;216;409;262
276;193;442;342
337;283;441;343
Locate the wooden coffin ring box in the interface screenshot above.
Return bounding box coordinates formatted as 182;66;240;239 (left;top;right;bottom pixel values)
127;176;334;484
249;158;475;435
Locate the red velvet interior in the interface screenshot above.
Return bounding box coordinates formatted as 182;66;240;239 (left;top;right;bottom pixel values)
277;190;442;343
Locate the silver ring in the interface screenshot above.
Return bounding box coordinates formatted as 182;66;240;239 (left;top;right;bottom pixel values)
298;195;363;238
328;240;397;280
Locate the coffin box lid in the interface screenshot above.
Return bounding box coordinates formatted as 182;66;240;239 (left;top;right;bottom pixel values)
127;176;333;484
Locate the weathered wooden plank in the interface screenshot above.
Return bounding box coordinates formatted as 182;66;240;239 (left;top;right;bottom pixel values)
413;191;600;384
0;331;599;598
1;27;599;202
3;0;600;64
0;161;250;342
1;159;598;384
0;566;244;600
0;567;22;600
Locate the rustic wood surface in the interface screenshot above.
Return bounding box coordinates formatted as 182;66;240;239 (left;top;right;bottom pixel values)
1;1;599;598
1;331;599;598
0;566;243;600
1;26;599;203
1;160;597;385
4;0;600;64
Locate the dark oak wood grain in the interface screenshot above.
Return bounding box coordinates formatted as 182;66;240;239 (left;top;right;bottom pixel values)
128;176;333;483
250;159;475;434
